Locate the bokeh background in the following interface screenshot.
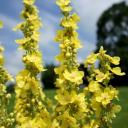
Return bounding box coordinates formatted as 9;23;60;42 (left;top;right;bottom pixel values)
0;0;128;127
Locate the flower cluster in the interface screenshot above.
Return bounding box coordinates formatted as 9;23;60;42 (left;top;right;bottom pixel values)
0;1;125;128
53;0;88;127
0;23;14;127
84;47;125;128
14;0;51;127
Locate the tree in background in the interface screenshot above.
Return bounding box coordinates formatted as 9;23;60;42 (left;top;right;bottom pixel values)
96;2;128;85
41;64;56;89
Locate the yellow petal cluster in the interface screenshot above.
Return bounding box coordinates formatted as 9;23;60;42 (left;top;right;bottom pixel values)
23;0;35;5
84;46;125;127
111;67;125;76
14;0;51;127
63;70;84;84
56;0;72;12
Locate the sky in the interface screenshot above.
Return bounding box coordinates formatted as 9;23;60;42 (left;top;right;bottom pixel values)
0;0;125;76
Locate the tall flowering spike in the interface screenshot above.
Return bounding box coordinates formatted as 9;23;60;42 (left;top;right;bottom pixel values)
0;46;14;128
53;0;88;127
83;46;125;128
14;0;51;127
0;23;14;127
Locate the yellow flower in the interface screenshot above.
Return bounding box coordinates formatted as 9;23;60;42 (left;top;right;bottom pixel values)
96;92;111;106
13;22;23;31
28;14;38;21
54;30;64;42
99;46;106;54
23;0;35;5
50;119;60;128
95;88;116;106
31;19;42;30
31;31;40;41
85;53;98;65
56;0;70;7
59;112;78;128
55;78;64;88
71;93;88;119
55;91;77;105
71;37;82;49
19;117;47;128
61;17;78;29
63;70;84;84
110;56;120;65
54;66;66;75
0;46;4;52
23;52;45;72
60;6;72;12
111;67;125;76
56;0;72;12
16;38;31;45
83;120;99;128
95;69;109;82
0;47;4;65
91;100;101;117
16;69;30;89
72;13;80;22
88;81;100;92
55;53;65;62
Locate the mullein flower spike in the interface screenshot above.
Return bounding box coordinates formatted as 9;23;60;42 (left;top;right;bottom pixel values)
53;0;88;127
14;0;51;127
83;46;125;128
0;22;14;127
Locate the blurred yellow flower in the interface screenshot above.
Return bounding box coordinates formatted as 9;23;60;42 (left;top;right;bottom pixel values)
111;67;125;76
23;0;35;5
63;70;84;84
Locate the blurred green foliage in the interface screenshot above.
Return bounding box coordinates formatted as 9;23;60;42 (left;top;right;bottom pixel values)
41;64;57;89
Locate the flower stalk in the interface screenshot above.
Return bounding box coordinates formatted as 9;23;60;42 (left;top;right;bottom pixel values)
84;47;125;128
14;0;51;127
0;21;14;128
53;0;88;127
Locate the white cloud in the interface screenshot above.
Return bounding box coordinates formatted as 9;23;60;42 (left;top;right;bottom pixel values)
39;11;60;64
78;39;95;63
0;13;18;30
72;0;124;40
0;13;22;39
5;50;23;76
40;12;57;47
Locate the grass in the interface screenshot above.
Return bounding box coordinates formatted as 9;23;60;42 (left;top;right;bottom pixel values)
112;87;128;128
9;87;128;128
